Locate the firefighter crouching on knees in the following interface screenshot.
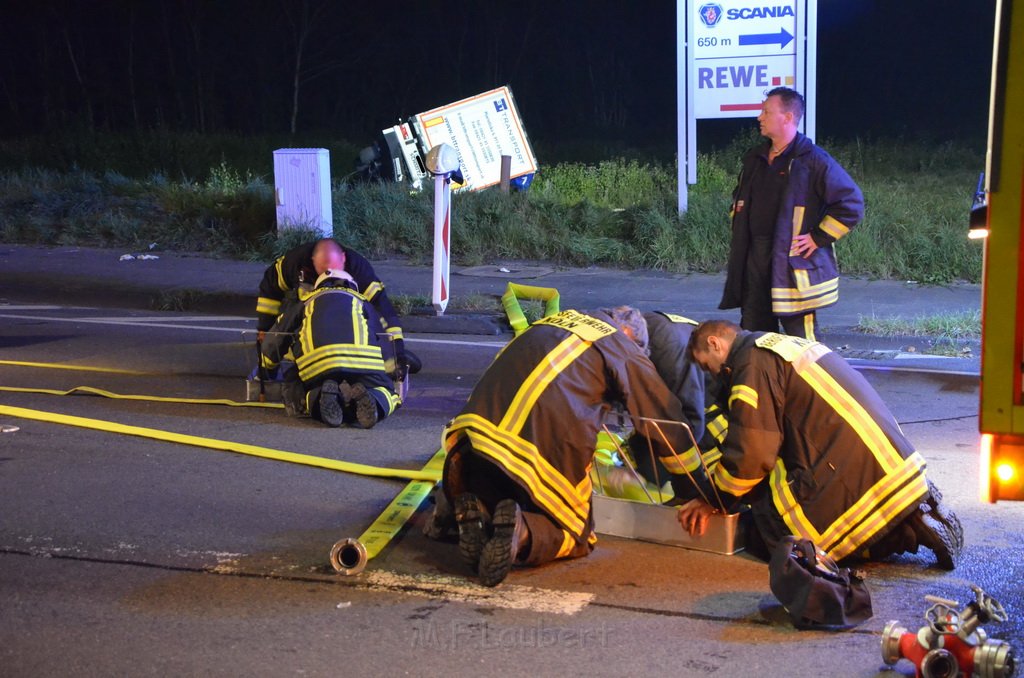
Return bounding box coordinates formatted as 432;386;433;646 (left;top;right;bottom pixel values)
430;306;695;587
259;268;401;428
624;311;729;501
255;237;421;376
678;320;964;569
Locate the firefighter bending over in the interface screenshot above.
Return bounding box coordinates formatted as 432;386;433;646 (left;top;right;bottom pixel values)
431;306;694;587
260;269;400;428
678;320;963;569
255;237;420;374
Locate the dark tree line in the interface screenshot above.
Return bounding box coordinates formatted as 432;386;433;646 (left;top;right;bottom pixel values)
0;1;678;142
0;1;997;145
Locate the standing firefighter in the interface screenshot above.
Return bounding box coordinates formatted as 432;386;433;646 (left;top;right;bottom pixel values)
260;269;400;428
679;320;964;569
439;307;692;586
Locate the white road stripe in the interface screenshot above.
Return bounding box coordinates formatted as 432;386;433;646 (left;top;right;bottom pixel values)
359;570;593;615
0;305;63;310
73;315;246;323
0;312;507;348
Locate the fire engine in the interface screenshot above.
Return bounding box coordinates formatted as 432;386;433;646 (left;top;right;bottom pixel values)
977;0;1024;502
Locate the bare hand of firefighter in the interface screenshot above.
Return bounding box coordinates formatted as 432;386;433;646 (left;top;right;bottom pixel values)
791;233;819;258
677;498;718;537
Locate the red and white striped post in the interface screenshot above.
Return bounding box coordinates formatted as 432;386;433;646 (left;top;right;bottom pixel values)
432;169;451;315
425;144;461;316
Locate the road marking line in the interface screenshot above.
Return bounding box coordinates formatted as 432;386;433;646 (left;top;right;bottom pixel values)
0;312;507;347
360;570;594;615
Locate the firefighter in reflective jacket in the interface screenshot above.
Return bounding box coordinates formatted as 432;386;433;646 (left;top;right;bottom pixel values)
440;307;693;586
260;269;400;428
255;238;414;372
680;320;964;569
628;311;728;500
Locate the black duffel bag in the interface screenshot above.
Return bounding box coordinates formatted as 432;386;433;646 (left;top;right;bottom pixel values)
768;536;873;631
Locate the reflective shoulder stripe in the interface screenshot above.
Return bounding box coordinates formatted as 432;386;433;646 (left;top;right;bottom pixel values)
754;332;830;370
532;310;616;342
363;281;384;301
274;257;288;292
500;336;589;434
729;384;759;410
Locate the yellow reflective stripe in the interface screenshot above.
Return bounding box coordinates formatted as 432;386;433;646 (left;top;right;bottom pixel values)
299;297;316;356
803;314;816;341
372;385;401;414
274;257;288;292
297;343;383;366
772;291;839;314
448;413;589;535
819;452;927;559
256;297;281;315
363;281;383;301
769;459;823;543
350;294;367;345
702;448;722;468
713;462;763;495
659;445;702;474
556;530;577;558
771;277;838;300
0;404;440;482
797;362;903;473
729;384;759;410
260;354;278;369
707;413;728;443
791;205;805;243
465;430;586;536
299;359;387;383
386;326;404;340
794;269;811;292
499;336;589;434
820;214;850;240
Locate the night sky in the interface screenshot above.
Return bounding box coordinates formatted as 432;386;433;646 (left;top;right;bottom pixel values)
0;1;998;154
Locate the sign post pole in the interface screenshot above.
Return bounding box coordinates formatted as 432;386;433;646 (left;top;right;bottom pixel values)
432;170;451;316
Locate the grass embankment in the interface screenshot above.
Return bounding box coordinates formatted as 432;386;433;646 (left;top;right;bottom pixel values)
0;131;984;284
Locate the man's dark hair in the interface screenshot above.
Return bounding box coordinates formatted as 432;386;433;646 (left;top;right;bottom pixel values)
766;86;804;124
686;319;741;358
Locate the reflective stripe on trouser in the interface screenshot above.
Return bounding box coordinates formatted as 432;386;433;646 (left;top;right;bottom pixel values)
520;511;594;566
780;311;817;341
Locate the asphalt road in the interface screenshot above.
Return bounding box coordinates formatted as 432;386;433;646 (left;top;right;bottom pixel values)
1;304;1021;677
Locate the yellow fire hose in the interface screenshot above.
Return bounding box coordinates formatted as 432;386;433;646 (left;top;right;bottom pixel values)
329;447;447;575
1;356;453;576
500;282;560;336
0;385;282;408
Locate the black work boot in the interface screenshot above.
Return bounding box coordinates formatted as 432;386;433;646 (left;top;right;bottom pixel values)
423;487;455;540
319;380;346;427
454;493;490;573
907;508;960;570
349;383;378;429
478;499;528;587
923;480;964;552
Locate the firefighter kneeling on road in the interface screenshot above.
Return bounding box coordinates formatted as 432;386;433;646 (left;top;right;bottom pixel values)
427;306;693;587
678;320;964;570
260;269;401;428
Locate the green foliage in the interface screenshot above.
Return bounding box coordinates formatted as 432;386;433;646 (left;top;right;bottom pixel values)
0;131;985;283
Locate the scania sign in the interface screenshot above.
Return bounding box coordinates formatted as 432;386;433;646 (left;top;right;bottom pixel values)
726;6;795;20
698;3;724;27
